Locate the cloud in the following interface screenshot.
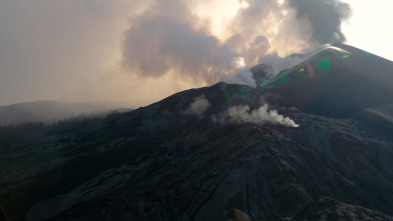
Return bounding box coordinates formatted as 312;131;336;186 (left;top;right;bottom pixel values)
122;0;352;88
212;104;299;127
245;36;271;66
224;0;312;63
227;0;351;65
185;95;210;117
0;0;352;106
121;0;256;88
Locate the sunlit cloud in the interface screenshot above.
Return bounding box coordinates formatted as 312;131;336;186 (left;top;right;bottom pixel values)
0;0;360;107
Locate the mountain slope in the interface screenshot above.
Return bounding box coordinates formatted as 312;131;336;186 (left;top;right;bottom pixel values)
260;43;393;118
0;101;125;126
1;44;393;220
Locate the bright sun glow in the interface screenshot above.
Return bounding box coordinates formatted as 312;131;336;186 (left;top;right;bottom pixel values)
191;0;248;38
239;0;249;9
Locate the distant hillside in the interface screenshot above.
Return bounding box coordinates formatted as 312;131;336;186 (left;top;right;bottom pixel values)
0;101;131;126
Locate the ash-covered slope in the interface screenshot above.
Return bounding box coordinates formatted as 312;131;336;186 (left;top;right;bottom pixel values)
260;43;393;118
258;43;393;134
2;45;393;221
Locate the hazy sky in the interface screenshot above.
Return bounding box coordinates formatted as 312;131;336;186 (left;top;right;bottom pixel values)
0;0;392;107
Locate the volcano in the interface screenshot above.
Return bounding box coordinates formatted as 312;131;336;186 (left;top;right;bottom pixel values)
1;44;393;221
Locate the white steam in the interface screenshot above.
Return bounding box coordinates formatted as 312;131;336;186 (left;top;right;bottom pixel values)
185;95;210;117
123;0;351;89
212;104;299;127
261;53;307;76
122;0;258;88
223;57;256;87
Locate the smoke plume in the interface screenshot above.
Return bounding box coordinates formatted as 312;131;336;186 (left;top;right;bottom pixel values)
289;0;351;45
123;0;351;87
185;95;210;117
122;0;254;87
212;104;299;127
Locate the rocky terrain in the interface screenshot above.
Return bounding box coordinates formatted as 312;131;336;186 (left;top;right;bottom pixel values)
1;44;393;220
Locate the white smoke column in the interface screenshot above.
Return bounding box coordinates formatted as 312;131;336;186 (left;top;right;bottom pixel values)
212;104;299;127
185;95;210;117
222;57;256;87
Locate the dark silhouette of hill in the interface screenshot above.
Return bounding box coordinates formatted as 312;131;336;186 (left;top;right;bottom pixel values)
262;43;393;117
1;44;393;220
0;101;129;126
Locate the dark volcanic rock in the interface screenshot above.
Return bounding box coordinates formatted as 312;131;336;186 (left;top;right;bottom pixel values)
262;43;393;118
293;197;393;221
1;44;393;220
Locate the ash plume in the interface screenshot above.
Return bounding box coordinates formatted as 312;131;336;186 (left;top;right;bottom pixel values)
289;0;351;45
122;0;254;87
123;0;351;86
